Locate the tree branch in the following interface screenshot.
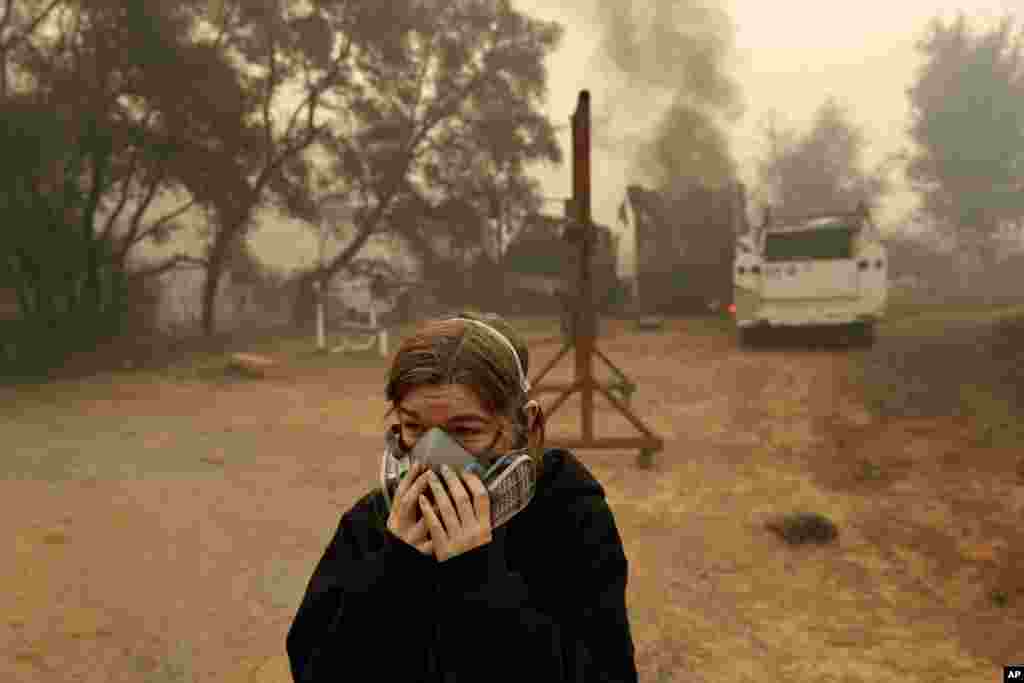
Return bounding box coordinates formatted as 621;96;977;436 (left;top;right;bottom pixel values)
254;8;339;172
265;31;354;178
102;108;157;242
410;27;438;125
0;0;14;37
0;0;61;51
129;253;208;280
277;63;314;151
261;28;276;167
117;167;163;259
211;0;237;53
405;64;492;165
80;123;112;247
129;197;197;249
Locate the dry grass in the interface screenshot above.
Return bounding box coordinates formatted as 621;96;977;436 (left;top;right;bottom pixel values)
5;310;1023;682
852;293;1024;448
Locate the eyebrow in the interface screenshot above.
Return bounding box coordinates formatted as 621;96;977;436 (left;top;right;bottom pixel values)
398;407;489;424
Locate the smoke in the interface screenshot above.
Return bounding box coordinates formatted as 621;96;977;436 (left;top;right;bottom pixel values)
584;0;743;191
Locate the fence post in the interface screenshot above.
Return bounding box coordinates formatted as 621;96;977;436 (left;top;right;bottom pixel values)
313;280;325;351
368;299;389;357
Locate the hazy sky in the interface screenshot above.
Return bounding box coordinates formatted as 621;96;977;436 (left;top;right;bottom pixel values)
210;1;1022;277
514;0;1020;240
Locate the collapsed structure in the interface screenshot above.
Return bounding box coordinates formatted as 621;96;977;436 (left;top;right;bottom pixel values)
622;182;748;314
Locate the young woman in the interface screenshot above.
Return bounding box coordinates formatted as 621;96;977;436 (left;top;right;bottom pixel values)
286;312;638;682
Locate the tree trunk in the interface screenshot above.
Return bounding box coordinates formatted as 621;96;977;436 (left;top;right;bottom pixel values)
290;192;402;327
201;243;229;337
321;184;406;283
291;269;319;329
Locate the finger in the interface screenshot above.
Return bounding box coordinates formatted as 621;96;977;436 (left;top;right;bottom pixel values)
399;467;432;518
425;469;460;531
462;471;491;527
418;495;446;543
395;461;421;500
415;538;433;556
438;465;475;524
411;467;436;496
407;516;429;543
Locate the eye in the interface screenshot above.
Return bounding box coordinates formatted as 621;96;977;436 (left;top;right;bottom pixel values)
451;427;478;436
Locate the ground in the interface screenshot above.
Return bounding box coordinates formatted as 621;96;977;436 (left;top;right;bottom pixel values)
2;314;1022;682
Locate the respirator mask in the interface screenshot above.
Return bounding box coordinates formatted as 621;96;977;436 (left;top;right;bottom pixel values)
380;318;537;529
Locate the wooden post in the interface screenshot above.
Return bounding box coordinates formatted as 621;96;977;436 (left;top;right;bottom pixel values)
573;92;595;442
527;90;665;467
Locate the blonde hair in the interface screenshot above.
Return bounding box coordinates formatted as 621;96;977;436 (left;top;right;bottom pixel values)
382;311;546;476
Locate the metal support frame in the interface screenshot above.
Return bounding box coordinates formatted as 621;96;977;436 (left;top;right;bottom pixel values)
527;91;665;468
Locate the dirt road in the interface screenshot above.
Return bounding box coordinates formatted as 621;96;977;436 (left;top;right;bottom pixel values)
3;319;1021;682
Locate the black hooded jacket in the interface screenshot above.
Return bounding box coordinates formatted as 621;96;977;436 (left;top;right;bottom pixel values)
286;448;638;682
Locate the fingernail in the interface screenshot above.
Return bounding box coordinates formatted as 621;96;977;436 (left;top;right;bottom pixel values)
441;464;451;474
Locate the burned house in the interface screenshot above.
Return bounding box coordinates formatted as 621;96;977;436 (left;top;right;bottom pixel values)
623;181;747;314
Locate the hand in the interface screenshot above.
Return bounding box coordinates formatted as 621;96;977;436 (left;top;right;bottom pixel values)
386;462;434;556
419;465;492;562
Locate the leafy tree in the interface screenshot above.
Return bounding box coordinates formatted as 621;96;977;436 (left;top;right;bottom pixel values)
2;1;260;313
3;0;564;343
163;0;396;335
905;12;1024;267
0;94;132;376
0;1;229;375
415;95;552;274
304;0;563;304
26;0;413;338
755;98;892;218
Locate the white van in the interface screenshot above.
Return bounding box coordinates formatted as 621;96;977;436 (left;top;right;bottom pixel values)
732;203;887;347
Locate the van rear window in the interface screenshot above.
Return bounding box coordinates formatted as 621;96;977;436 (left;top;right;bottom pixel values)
764;226;854;262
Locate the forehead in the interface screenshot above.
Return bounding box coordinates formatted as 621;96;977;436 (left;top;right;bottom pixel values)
398;383;491;420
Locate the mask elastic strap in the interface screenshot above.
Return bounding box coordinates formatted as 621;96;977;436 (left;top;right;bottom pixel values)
450;318;531;395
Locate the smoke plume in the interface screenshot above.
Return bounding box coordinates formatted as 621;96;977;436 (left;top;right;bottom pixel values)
584;0;743;191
